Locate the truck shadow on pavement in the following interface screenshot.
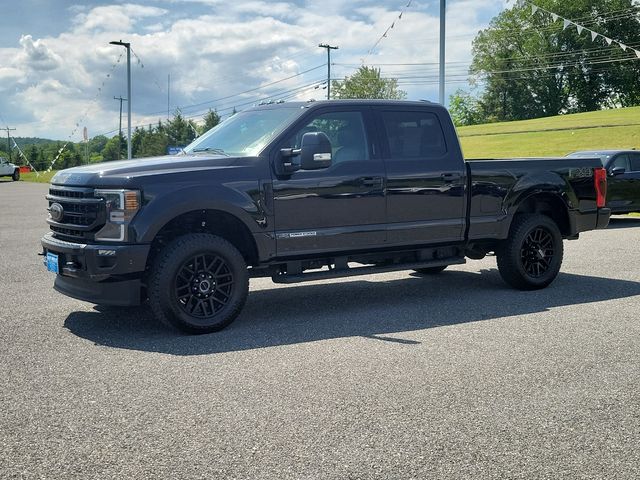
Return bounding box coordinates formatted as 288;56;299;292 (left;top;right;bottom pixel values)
64;268;640;356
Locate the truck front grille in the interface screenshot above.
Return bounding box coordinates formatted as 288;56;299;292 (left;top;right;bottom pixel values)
47;186;106;242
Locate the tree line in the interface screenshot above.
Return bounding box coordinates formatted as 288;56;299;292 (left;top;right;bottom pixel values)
450;0;640;126
0;110;220;171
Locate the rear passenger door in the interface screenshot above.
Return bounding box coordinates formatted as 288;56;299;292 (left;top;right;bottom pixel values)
374;107;466;245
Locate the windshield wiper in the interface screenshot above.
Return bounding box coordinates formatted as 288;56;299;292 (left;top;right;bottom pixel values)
191;147;229;156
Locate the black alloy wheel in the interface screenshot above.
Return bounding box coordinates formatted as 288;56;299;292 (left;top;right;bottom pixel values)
148;234;249;333
520;227;555;278
497;214;563;290
175;253;235;319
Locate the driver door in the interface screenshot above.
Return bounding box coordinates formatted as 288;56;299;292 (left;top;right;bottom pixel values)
271;107;386;255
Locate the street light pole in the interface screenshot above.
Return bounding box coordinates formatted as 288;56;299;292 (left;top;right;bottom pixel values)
114;96;127;160
318;44;338;100
439;0;446;105
109;40;132;159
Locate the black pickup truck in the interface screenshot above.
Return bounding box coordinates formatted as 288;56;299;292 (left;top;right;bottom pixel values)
42;100;610;333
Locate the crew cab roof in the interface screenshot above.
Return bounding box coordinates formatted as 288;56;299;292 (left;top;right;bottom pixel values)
248;99;446;112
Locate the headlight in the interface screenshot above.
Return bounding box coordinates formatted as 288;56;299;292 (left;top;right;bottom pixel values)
94;189;141;241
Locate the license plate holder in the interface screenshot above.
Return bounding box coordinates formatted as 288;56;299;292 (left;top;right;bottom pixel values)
46;252;59;274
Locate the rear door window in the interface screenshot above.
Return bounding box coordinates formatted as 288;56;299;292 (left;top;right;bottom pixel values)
380;111;447;160
629;153;640;172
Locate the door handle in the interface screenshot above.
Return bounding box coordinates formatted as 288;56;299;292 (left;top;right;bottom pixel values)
441;172;461;182
361;177;383;187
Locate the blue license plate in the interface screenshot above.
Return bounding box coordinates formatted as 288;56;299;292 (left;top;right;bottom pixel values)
46;252;59;274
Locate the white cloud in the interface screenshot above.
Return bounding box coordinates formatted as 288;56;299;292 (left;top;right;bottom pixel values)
0;0;504;140
18;35;61;71
71;4;168;33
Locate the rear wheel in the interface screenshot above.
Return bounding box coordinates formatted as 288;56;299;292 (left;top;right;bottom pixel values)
496;214;563;290
148;234;249;334
12;169;20;181
414;265;447;274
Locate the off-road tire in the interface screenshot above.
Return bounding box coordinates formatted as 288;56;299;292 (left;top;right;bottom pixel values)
148;233;249;334
414;265;447;274
496;214;563;290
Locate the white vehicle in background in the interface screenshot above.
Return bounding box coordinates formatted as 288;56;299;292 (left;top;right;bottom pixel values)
0;157;20;181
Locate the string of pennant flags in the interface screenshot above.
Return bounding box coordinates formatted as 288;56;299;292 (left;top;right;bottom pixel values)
516;0;640;59
131;47;166;94
43;51;124;173
366;0;414;57
11;137;40;176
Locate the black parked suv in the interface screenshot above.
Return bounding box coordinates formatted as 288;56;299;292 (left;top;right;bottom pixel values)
42;100;610;333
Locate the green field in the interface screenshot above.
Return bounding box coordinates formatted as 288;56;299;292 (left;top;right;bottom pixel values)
20;170;58;183
459;106;640;158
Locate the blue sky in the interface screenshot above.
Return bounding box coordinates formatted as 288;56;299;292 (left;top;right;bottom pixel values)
0;0;508;139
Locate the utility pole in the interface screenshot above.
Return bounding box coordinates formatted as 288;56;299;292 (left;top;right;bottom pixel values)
114;96;127;160
318;44;338;100
109;40;132;159
167;74;170;120
2;126;16;162
439;0;446;105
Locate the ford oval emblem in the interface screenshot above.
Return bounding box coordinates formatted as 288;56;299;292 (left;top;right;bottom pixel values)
49;203;64;222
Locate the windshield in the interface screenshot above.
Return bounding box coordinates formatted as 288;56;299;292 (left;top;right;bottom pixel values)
184;107;302;157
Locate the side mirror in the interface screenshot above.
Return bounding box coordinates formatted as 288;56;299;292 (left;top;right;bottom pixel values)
277;132;332;176
299;132;332;170
610;166;626;176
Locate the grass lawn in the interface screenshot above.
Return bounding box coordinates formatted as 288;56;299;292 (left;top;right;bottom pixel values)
19;170;58;183
459;106;640;158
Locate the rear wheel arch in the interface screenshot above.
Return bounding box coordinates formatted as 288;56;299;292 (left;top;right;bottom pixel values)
512;192;571;237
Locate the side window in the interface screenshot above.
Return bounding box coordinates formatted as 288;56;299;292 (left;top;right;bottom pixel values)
630;153;640;172
381;110;447;160
285;111;369;163
611;154;631;171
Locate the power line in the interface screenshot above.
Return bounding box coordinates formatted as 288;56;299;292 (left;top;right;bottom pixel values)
140;64;325;117
2;126;16;162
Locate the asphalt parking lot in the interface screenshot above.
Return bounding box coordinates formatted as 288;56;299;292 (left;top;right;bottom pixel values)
1;180;639;479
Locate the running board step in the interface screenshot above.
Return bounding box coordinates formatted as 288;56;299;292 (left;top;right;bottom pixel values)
272;257;466;284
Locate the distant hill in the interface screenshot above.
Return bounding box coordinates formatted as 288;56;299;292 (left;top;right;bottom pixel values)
12;137;62;147
458;106;640;158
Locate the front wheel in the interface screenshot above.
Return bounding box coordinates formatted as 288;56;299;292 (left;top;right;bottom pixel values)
12;169;20;181
496;214;563;290
148;234;249;334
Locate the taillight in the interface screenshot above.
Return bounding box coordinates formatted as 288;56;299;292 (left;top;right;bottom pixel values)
594;167;607;208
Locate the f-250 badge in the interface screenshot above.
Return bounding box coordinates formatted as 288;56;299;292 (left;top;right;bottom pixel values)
569;167;593;179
